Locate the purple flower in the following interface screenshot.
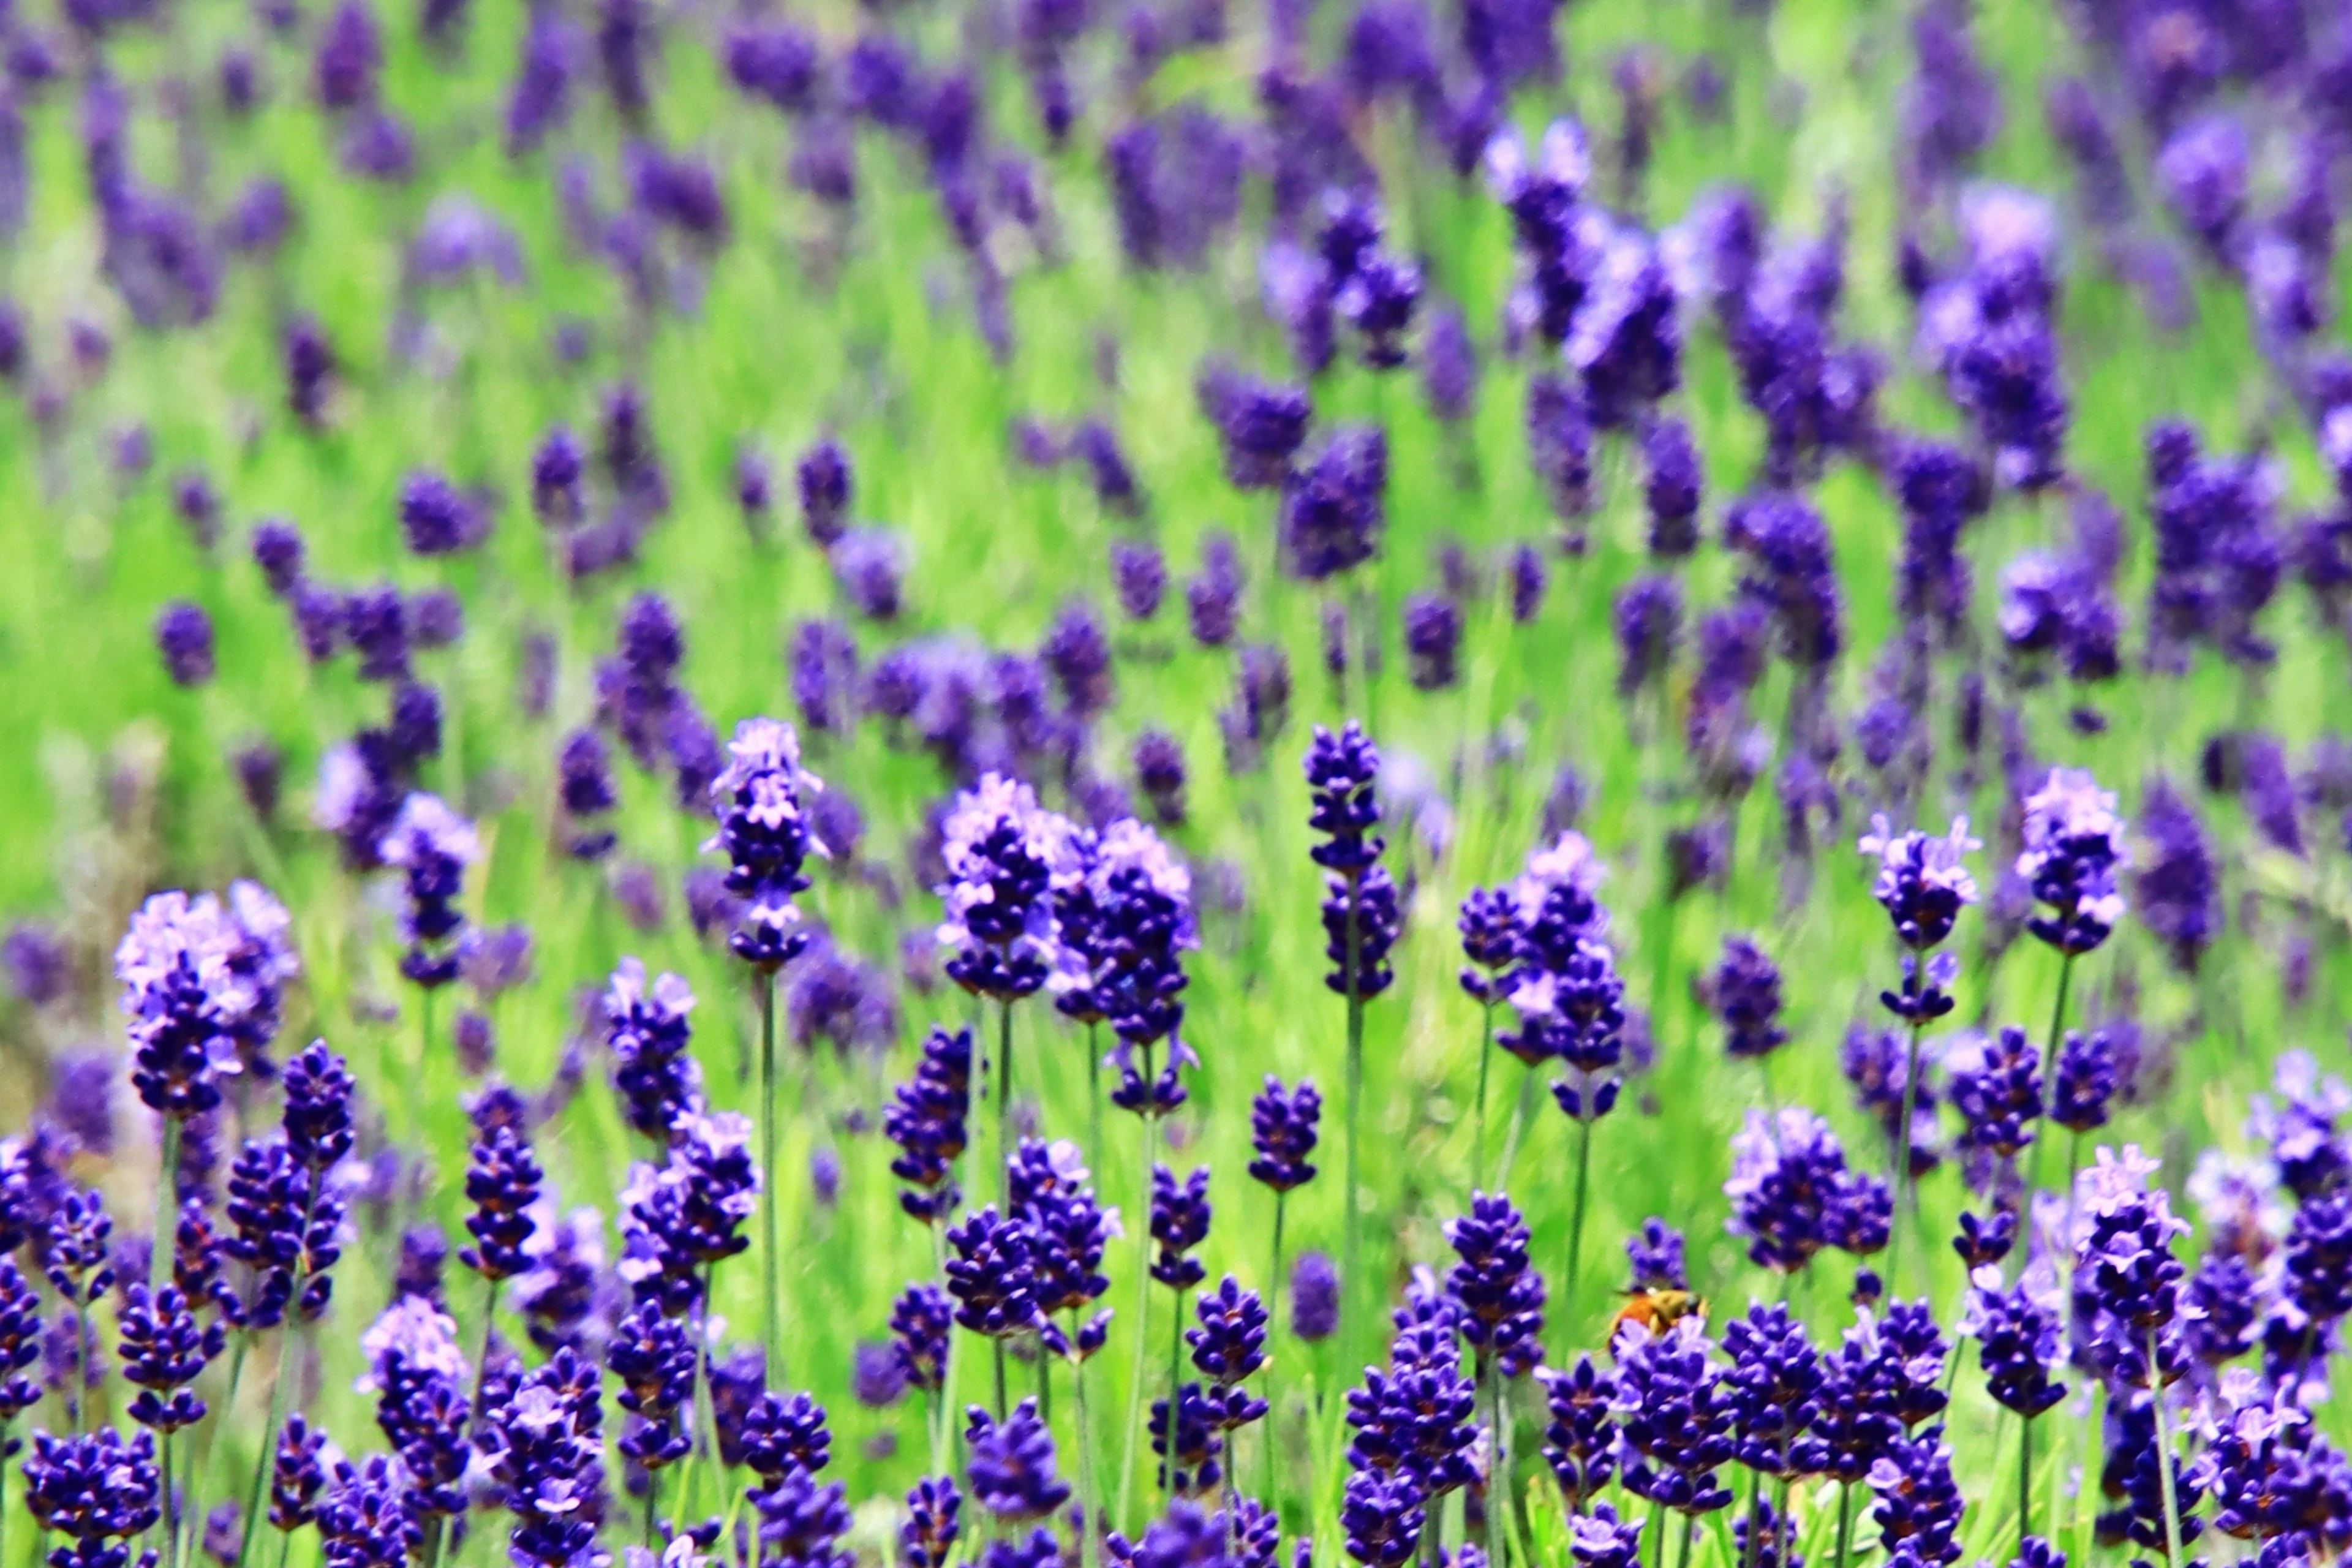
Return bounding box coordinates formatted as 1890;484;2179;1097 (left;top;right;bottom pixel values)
1341;1466;1425;1567
965;1398;1070;1522
1702;935;1787;1061
608;1298;694;1469
1537;1355;1617;1509
23;1427;163;1560
1400;594;1461;692
1627;1219;1687;1290
556;730;617;861
316;1453;418;1568
704;717;827;973
1642;417;1702;555
486;1352;606;1568
936;774;1078;1003
1947;1025;2043;1167
379;794;478;989
1306;723;1402;1001
116;1283;223;1433
1961;1261;2066;1419
603;959;702;1142
1859;813;1980;954
1282;428;1387;582
267;1414;333;1531
1614;1317;1735;1515
2015;768;2128;955
1726;1108;1891;1272
944;1206;1041;1338
396;470;481;557
358;1295;470;1516
1197;363;1311;489
891;1282;952;1392
1292;1251;1340;1341
617;1111;762;1313
2134;777;2218;972
2051;1028;2119;1133
1149;1164;1211;1291
154;601;215;687
900;1477;961;1568
1446;1191;1545;1377
1249;1077;1321;1193
1866;1426;1964;1566
884;1025;971;1224
458;1094;541;1283
1110;540;1166;622
2070;1145;2191;1387
1186;533;1244;647
832;532;907;623
1133;732;1186;827
115;891;250;1120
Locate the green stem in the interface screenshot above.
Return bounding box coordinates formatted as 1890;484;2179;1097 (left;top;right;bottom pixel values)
154;1118;183;1294
2020;1413;2033;1546
1343;873;1366;1367
1563;1115;1594;1347
998;998;1016;1210
1163;1286;1186;1495
2027;952;2076;1196
1676;1512;1695;1568
1472;1001;1494;1194
761;969;780;1363
1740;1465;1760;1568
1117;1044;1160;1530
1889;1014;1926;1292
1074;1330;1098;1568
2149;1333;2185;1568
1648;1501;1665;1568
1264;1191;1286;1504
1087;1022;1104;1182
995;1338;1008;1423
422;1516;445;1568
235;1330;289;1568
469;1276;499;1425
1833;1482;1852;1568
1497;1069;1537;1189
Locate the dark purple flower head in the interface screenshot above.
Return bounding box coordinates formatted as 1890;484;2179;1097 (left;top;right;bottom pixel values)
24;1426;163;1551
2051;1028;2119;1133
267;1414;331;1531
1133;732;1187;827
965;1398;1070;1522
1641;417;1702;556
2134;777;2218;972
704;717;826;973
2015;769;2127;955
458;1099;541;1283
397;470;481;558
117;1283;224;1432
1110;540;1167;622
937;774;1077;1003
883;1284;954;1402
1527;375;1593;527
1186;533;1244;647
1446;1191;1546;1377
884;1025;971;1224
1626;1218;1687;1291
1727;1108;1891;1271
1292;1251;1340;1341
380;794;477;989
1722;1302;1828;1474
944;1206;1041;1338
1150;1165;1212;1291
1250;1077;1321;1193
1341;1466;1425;1567
1456;886;1522;1006
115;891;249;1121
606;1298;695;1470
741;1385;831;1482
1611;576;1681;698
603;959;701;1143
1188;1275;1270;1418
1305;723;1401;999
315;1453;418;1568
1197;363;1311;490
900;1476;962;1568
616;1111;762;1312
1866;1425;1964;1566
1537;1354;1618;1510
1947;1025;2043;1167
1401;594;1461;691
2068;1145;2190;1386
1572;229;1681;427
1614;1317;1735;1515
1859;815;1980;951
155;602;216;687
831;533;907;624
1282;427;1387;582
1703;935;1787;1060
1961;1262;2066;1419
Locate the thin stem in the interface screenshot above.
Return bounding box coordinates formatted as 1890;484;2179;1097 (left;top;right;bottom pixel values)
1479;1362;1498;1568
1087;1021;1104;1180
995;1338;1008;1422
2026;953;2076;1197
1343;870;1366;1368
154;1118;183;1293
469;1276;499;1425
1163;1286;1186;1495
1675;1512;1695;1568
643;1475;659;1549
1833;1482;1852;1568
1889;1015;1926;1291
1117;1042;1160;1531
1472;1000;1494;1194
1074;1333;1098;1568
761;970;780;1363
422;1516;445;1568
1740;1464;1760;1568
1263;1191;1286;1504
1563;1115;1594;1346
235;1329;289;1568
998;999;1016;1210
1496;1068;1536;1190
1648;1501;1665;1568
2020;1414;2034;1546
2149;1332;2185;1568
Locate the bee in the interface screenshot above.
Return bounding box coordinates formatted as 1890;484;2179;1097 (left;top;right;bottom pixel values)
1608;1289;1706;1345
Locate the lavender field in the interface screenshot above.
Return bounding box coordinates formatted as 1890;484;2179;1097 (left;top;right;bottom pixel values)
0;1;2342;1567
